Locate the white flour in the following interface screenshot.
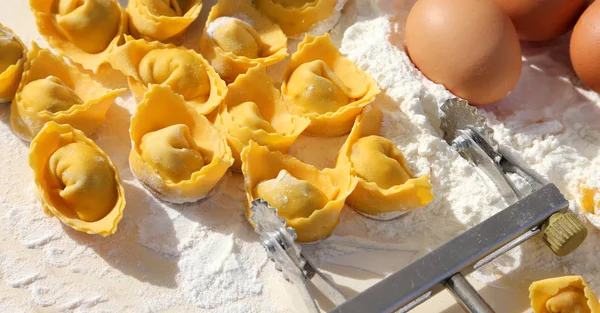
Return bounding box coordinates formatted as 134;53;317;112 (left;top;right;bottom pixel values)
2;0;600;313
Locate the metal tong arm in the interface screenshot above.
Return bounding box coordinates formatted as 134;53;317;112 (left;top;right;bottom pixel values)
263;231;347;313
328;184;569;313
455;128;545;203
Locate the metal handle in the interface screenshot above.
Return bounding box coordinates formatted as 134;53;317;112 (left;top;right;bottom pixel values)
445;273;494;313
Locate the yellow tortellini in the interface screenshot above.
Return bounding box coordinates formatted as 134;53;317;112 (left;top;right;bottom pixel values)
255;0;340;36
0;23;27;103
130;84;233;203
30;0;128;72
529;276;600;313
109;36;226;116
199;0;287;83
127;0;203;43
282;34;380;136
241;141;356;242
29;122;126;236
336;106;433;219
11;43;125;142
214;64;309;170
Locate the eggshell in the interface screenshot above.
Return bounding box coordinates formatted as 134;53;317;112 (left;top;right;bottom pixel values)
405;0;522;105
571;0;600;93
492;0;587;41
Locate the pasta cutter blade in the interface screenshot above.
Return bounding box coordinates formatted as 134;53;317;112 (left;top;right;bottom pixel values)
249;198;347;312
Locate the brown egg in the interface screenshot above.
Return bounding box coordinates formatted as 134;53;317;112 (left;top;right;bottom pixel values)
405;0;522;105
492;0;587;41
571;0;600;93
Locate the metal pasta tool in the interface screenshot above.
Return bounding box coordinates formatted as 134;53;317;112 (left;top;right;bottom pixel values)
251;98;588;313
249;198;347;313
328;98;588;313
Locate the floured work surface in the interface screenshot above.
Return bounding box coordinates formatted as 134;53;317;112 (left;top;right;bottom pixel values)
2;0;600;312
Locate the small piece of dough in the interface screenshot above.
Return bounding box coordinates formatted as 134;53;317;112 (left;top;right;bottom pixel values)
11;43;125;141
127;0;203;43
29;122;126;236
140;124;206;183
254;169;330;220
210;18;262;59
282;34;380;136
214;64;309;170
529;275;600;313
138;49;211;101
30;0;128;72
21;76;83;113
0;23;27;102
287;60;351;114
129;84;233;203
109;37;226;116
229;101;276;133
49;142;119;222
255;0;339;36
199;0;287;83
350;136;411;189
241;141;356;242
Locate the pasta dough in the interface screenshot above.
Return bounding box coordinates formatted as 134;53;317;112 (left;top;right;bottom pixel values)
11;43;125;142
336;106;433;219
109;37;226;116
29;122;125;236
282;34;380;136
130;84;233;203
199;0;287;83
214;65;309;170
127;0;202;43
529;276;600;313
241;141;356;242
30;0;128;72
139;125;207;183
254;170;329;220
0;23;27;102
255;0;339;36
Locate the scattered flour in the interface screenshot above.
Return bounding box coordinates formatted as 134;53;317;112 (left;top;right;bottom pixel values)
3;0;600;313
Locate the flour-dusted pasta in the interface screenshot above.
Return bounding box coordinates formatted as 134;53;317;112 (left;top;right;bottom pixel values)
241;142;356;242
282;34;380;136
10;43;125;141
109;36;226;116
30;0;128;72
127;0;203;43
336;106;433;219
130;85;233;203
254;0;339;36
0;23;27;103
29;122;126;236
214;65;309;170
200;0;287;83
529;276;600;313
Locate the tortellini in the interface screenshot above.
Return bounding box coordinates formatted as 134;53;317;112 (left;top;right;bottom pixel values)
0;23;27;102
130;84;233;203
336;106;433;219
241;141;356;242
127;0;203;43
10;43;125;141
282;34;380;136
29;122;126;236
30;0;128;72
215;64;309;170
529;276;600;313
199;0;287;83
255;0;341;36
109;37;226;116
